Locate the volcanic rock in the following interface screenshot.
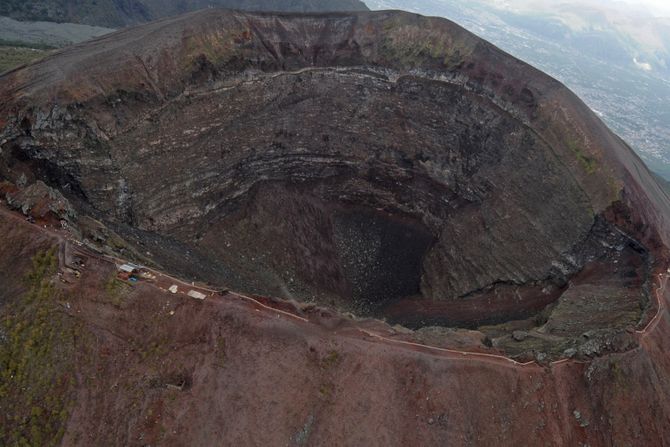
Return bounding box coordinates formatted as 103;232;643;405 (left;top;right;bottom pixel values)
2;179;76;223
512;331;528;342
1;10;666;339
1;9;670;446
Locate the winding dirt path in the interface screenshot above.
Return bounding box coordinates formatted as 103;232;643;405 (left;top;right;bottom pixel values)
357;270;667;368
1;202;667;369
93;244;670;369
636;271;667;336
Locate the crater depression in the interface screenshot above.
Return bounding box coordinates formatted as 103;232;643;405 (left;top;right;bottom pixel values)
1;9;667;357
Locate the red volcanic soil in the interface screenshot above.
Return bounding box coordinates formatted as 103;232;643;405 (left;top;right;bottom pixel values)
1;9;670;446
2;206;670;446
382;283;563;329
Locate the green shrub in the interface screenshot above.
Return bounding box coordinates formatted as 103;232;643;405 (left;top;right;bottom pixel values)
0;247;77;446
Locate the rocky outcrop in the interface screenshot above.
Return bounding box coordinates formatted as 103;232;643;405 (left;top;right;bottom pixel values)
2;179;76;224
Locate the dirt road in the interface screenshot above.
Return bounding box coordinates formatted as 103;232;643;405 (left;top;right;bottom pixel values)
2;202;667;369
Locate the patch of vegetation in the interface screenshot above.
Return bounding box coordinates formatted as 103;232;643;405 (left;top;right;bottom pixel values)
214;335;226;366
320;350;341;369
567;139;597;174
139;338;169;361
104;272;127;308
0;39;56;50
0;45;47;73
377;23;472;69
180;29;248;76
0;248;78;446
608;359;629;389
318;382;335;402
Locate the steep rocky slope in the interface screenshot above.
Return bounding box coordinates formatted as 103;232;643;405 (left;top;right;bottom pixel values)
1;205;669;446
1;9;670;445
1;9;668;327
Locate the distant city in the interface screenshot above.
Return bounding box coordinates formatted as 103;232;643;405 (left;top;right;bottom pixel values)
367;0;670;179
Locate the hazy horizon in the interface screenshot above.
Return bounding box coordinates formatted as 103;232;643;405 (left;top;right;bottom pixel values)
612;0;670;16
483;0;670;18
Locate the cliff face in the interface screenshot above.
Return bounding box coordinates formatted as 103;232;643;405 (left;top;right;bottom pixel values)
1;10;667;327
